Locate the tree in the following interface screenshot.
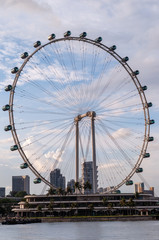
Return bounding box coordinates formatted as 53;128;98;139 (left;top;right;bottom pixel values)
107;202;113;215
47;188;56;196
74;182;82;194
57;187;64;195
127;198;135;215
120;198;126;207
102;197;108;207
66;186;72;195
15;191;27;198
88;203;94;216
83;181;92;194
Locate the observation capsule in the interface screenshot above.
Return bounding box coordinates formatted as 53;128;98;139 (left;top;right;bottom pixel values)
4;125;12;131
126;180;133;185
143;153;150;158
2;104;10;111
5;85;12;92
136;168;143;173
109;45;116;51
146;102;152;108
48;33;56;41
11;67;19;74
79;32;87;38
148;136;154;142
21;52;28;59
10;145;18;151
34;178;41;184
95;37;102;43
20;163;28;169
141;86;147;91
148;119;155;125
132;70;139;76
34;41;41;48
122;56;129;62
64;31;71;37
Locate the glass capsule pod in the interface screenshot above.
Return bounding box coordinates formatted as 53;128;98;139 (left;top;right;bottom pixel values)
132;70;139;76
110;45;116;51
11;67;19;74
4;125;12;131
79;32;87;38
2;104;10;111
10;145;18;151
21;52;29;59
148;119;155;125
122;56;129;62
20;163;28;169
5;85;12;92
95;37;102;43
33;178;41;184
64;31;71;37
148;137;154;142
34;41;41;48
126;180;133;185
136;168;143;173
141;86;147;91
48;33;56;41
143;153;150;158
146;102;152;108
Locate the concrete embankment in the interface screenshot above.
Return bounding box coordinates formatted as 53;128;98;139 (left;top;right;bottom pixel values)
41;215;158;222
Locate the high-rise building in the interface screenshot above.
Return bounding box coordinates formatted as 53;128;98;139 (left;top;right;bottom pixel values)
82;161;98;194
0;187;5;197
135;182;154;196
135;182;144;193
12;175;30;194
67;179;75;192
50;169;65;190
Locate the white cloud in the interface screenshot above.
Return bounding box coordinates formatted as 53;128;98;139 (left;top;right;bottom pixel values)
112;128;132;139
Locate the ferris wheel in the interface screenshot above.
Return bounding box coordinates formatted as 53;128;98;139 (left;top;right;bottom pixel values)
3;31;154;193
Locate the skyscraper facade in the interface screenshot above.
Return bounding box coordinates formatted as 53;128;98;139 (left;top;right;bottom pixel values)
0;187;5;197
50;168;65;190
12;175;30;194
82;161;98;194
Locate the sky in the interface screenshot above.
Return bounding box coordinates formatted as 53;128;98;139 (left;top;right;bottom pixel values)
0;0;159;196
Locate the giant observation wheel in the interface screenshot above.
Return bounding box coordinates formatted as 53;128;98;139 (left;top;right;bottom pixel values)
3;31;154;193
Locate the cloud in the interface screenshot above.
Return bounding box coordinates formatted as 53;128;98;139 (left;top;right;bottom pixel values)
112;128;132;139
44;148;64;163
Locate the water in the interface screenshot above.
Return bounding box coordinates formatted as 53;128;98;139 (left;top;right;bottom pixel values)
0;221;159;240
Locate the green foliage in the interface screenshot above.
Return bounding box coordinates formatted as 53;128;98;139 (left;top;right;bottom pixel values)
15;191;27;198
46;188;56;196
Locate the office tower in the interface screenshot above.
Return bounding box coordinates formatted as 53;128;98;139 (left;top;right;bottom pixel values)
134;182;144;193
67;179;75;192
82;161;98;194
12;175;30;194
0;187;5;197
50;168;65;190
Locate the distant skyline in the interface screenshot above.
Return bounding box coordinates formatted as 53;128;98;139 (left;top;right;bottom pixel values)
0;0;159;195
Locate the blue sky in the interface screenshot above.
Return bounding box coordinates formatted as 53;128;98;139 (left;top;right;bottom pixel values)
0;0;159;195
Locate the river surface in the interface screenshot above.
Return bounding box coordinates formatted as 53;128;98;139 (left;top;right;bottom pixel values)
0;221;159;240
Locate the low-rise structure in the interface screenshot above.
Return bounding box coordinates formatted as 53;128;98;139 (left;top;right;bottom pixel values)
12;192;159;218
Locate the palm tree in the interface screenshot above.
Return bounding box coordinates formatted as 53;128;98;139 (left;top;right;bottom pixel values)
107;202;113;216
127;198;135;215
83;181;92;194
48;200;54;216
57;187;64;195
74;182;82;194
66;186;72;195
120;198;127;215
102;197;108;207
88;203;94;216
46;187;56;196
